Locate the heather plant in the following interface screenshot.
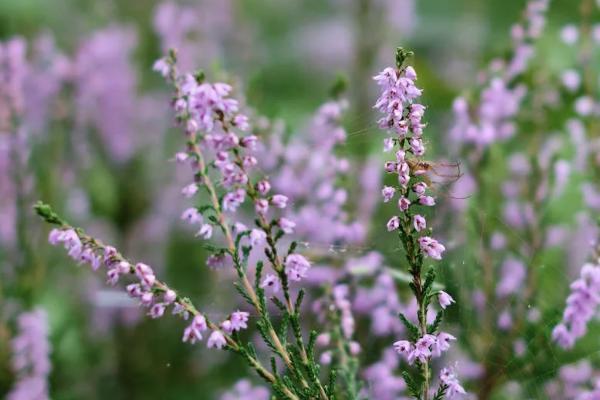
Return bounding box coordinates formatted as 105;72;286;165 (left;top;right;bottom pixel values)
32;46;464;399
4;0;600;398
33;48;352;399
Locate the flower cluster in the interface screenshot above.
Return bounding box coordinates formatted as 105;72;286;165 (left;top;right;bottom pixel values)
374;54;445;261
439;367;467;398
158;53;315;293
45;224;242;350
449;0;549;148
553;262;600;349
7;309;51;400
393;331;456;364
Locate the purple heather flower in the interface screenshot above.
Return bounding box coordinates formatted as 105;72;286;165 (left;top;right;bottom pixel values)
135;263;156;288
249;229;266;246
413;182;427;195
164;290;177;304
409;334;437;364
207;330;227;349
419;195;435;206
284;254;311;281
438;291;455;309
183;314;208;344
393;340;412;356
181;183;199;198
106;268;121;286
574;96;595;117
418;236;446;260
260;274;281;293
382;186;396;202
196;224;213;239
413;214;426;232
222;189;246;212
398;197;411;212
255;199;269;215
387;216;400;232
140;292;154;307
432;332;456;357
174;151;189;163
255;180;271;195
181;207;202;224
271;194;288;209
182;325;203;344
149;303;166;319
229;311;249;332
440;367;466;397
278;218;296;234
127;283;143;298
153;58;170;77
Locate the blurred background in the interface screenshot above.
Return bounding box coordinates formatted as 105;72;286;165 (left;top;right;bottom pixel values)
1;0;598;399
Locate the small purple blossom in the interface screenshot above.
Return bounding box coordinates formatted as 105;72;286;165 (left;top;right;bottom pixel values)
230;311;249;332
260;274;281;293
418;236;446;260
278;218;296;234
271;194;288;209
181;183;199;198
398;197;411;212
284;253;311;281
382;186;396;202
413;214;426;232
438;291;455;309
387;216;400;231
207;330;227;349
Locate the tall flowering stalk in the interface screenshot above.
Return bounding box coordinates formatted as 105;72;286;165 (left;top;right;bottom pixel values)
156;49;333;399
374;48;463;399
